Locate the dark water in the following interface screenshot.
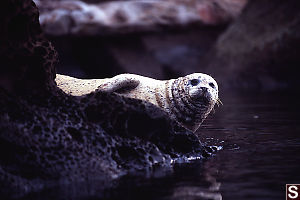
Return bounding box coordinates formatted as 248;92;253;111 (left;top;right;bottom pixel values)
103;92;300;200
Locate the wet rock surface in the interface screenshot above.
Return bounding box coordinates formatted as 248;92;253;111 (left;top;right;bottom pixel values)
0;0;208;198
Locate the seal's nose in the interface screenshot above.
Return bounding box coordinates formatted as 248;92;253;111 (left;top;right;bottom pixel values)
200;87;208;92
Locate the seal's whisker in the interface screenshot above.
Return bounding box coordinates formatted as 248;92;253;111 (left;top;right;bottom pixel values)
216;98;223;106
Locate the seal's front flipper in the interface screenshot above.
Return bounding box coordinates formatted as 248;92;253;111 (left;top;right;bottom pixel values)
97;75;140;94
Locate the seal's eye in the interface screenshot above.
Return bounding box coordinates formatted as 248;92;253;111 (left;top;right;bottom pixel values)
209;82;215;89
190;79;199;86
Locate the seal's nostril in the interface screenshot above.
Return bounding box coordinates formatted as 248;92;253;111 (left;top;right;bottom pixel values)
209;82;215;89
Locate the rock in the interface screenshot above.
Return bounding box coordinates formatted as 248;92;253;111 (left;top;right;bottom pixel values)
34;0;247;36
0;0;208;198
0;0;58;95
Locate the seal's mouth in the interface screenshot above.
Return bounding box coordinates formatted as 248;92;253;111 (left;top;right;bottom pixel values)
190;88;212;106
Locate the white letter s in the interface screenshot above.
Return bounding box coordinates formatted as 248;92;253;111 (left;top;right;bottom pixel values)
288;185;298;199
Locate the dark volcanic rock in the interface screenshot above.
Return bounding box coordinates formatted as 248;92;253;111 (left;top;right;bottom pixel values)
0;0;207;198
0;0;58;95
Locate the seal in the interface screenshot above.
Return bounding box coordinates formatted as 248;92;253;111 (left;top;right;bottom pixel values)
55;73;219;132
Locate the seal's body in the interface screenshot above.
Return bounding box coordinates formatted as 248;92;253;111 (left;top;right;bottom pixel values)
56;73;219;132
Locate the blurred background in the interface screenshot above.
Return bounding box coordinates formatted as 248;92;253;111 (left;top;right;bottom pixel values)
34;0;300;93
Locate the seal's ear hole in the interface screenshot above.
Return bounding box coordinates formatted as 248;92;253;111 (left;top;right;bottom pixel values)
190;79;199;86
209;82;215;89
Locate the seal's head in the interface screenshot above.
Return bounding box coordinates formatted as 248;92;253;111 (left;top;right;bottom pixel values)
186;73;218;107
171;73;219;132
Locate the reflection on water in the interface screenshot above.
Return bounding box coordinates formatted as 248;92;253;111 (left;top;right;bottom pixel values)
172;161;222;200
103;92;300;200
